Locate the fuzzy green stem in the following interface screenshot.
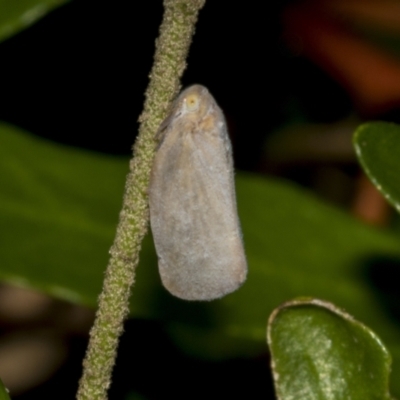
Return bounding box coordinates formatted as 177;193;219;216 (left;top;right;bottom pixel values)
76;1;206;399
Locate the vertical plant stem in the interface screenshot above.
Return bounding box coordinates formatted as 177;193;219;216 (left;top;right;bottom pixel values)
76;1;206;399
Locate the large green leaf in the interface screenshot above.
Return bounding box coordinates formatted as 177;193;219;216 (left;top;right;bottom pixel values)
0;122;128;304
0;0;69;43
354;121;400;213
2;122;400;395
267;299;392;400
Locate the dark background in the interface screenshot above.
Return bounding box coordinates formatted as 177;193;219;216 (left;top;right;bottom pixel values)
1;1;399;398
0;0;353;169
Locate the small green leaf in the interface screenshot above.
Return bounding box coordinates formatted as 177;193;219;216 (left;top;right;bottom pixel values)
0;378;11;400
354;121;400;213
0;0;69;43
267;299;393;400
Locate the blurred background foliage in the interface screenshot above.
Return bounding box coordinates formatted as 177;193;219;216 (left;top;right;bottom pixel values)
1;0;400;399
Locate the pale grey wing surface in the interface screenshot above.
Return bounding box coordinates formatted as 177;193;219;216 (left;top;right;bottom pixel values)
149;124;246;301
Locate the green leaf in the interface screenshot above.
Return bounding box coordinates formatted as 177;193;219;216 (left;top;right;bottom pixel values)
267;299;392;400
0;378;11;400
0;0;69;43
0;122;128;305
3;122;400;395
354;121;400;213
